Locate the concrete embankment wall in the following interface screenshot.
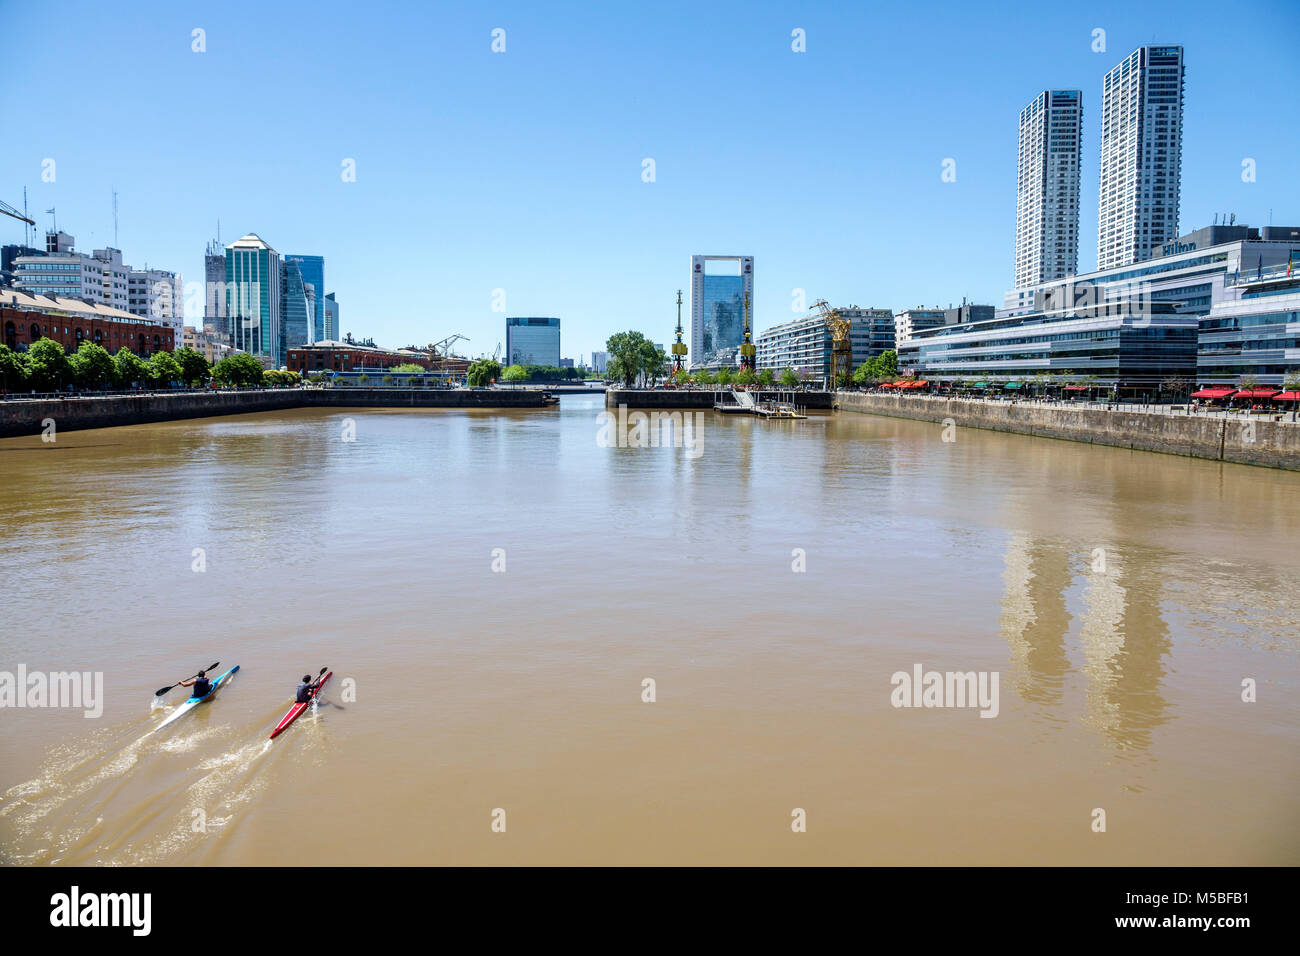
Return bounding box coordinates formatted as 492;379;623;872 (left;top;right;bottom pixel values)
0;388;547;438
835;392;1300;471
605;389;834;409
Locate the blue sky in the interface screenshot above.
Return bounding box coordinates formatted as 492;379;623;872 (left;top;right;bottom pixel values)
3;0;1297;362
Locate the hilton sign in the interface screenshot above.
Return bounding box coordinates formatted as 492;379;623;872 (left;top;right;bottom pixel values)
1162;239;1197;256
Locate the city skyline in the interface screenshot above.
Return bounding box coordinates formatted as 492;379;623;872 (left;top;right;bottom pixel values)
1;1;1296;361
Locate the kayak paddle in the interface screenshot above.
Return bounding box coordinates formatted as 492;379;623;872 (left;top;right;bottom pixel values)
155;662;220;697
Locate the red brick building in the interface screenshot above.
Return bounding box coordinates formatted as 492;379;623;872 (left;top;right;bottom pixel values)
1;290;175;356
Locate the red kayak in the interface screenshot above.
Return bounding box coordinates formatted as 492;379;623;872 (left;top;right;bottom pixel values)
270;671;332;739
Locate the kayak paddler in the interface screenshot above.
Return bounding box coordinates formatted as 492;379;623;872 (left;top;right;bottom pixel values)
179;670;211;697
295;673;323;704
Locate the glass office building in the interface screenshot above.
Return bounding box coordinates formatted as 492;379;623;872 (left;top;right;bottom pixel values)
285;254;325;341
690;255;753;367
280;258;313;366
699;276;744;361
900;301;1198;395
1198;265;1300;385
225;234;280;361
505;317;561;367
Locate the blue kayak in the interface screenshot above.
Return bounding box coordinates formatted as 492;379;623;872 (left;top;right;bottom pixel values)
150;665;240;735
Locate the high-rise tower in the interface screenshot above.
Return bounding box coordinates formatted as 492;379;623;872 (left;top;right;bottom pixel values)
1015;90;1083;288
1097;45;1185;270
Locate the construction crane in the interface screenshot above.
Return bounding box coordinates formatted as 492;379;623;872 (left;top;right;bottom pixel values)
492;342;501;363
429;334;468;357
812;299;853;390
426;334;469;383
0;197;35;226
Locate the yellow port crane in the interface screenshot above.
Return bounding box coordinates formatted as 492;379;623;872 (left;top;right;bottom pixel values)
739;292;756;371
811;299;853;390
671;290;687;374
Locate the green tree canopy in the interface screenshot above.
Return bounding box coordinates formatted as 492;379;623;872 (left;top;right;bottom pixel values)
173;346;211;387
0;344;29;391
757;368;774;387
605;331;663;388
390;363;425;374
211;352;266;387
501;364;528;383
70;341;116;389
147;351;183;387
26;338;72;391
853;350;899;386
467;358;501;387
114;347;149;388
779;367;799;388
261;369;300;388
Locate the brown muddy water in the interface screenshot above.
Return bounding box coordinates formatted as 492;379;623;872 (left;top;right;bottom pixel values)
0;394;1296;865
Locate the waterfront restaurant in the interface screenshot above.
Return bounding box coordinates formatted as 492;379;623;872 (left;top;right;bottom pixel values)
897;299;1198;398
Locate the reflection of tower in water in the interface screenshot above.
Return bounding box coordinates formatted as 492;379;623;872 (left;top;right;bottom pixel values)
1001;530;1173;754
1079;549;1172;753
999;533;1072;705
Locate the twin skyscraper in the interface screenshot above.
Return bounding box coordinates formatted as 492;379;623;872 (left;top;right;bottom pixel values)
1014;44;1185;287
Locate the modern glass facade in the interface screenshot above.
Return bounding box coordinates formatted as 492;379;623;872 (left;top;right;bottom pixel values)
1198;268;1300;384
280;259;313;366
690;256;754;368
505;316;560;367
225;235;280;360
699;275;744;361
285;254;325;341
900;302;1198;394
